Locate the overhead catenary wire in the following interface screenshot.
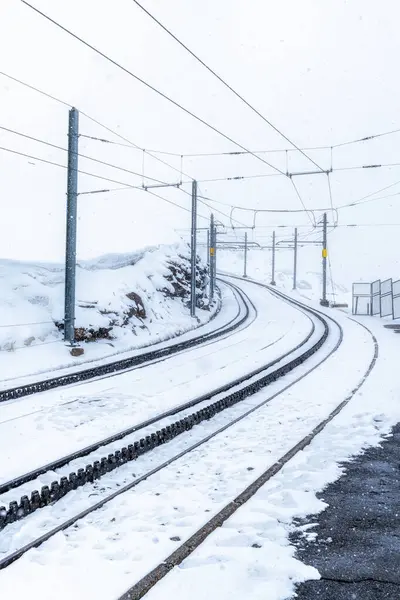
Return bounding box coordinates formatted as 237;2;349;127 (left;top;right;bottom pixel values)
0;124;171;186
131;0;325;174
328;255;337;304
21;1;289;178
289;178;315;226
80;125;400;157
0;70;193;183
79;133;182;157
0;145;151;191
0;144;209;218
337;190;400;210
1;70;242;219
0;109;245;225
0;321;54;328
336;178;400;209
326;172;336;223
5;66;400;223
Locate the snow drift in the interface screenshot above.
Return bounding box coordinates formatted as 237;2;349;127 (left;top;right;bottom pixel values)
0;243;214;380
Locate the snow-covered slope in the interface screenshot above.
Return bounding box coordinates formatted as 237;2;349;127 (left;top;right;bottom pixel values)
0;243;213;380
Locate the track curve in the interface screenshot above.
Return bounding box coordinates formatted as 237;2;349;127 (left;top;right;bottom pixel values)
0;280;250;404
0;275;335;571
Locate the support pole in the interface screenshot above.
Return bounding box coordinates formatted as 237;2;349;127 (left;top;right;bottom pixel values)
190;180;197;317
271;230;276;285
206;228;210;265
213;221;217;293
210;214;215;300
64;107;79;344
320;212;329;306
293;227;298;290
243;231;248;278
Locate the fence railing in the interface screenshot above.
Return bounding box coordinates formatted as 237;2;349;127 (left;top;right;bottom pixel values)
352;277;400;319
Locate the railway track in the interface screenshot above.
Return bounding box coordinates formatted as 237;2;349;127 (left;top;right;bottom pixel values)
0;276;335;571
116;280;378;600
0;280;252;404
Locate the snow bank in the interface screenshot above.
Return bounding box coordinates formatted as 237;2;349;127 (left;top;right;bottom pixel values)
217;246;349;307
0;243;213;380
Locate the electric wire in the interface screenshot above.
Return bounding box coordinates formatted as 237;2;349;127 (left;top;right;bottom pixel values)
81;125;400;157
130;0;324;174
326;172;336;223
21;1;288;177
328;255;337;304
338;191;400;210
336;178;400;209
0;145;150;191
0;124;169;185
0;321;54;328
289;178;315;226
0;70;192;182
0;144;203;218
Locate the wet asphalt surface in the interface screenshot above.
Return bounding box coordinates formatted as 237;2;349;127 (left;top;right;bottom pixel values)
289;423;400;600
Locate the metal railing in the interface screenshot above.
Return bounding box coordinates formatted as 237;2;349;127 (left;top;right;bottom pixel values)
352;277;400;319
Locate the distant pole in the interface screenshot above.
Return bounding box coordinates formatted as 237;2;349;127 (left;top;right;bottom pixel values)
320;212;329;306
293;227;298;290
190;180;198;317
64;107;79;344
212;218;217;296
243;231;248;277
210;213;215;300
271;230;276;285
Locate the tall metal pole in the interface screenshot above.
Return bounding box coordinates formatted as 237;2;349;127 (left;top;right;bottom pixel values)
320;212;329;306
212;218;217;296
190;180;198;317
243;231;248;278
64;107;79;344
271;230;276;285
293;227;298;290
206;228;210;265
209;214;215;300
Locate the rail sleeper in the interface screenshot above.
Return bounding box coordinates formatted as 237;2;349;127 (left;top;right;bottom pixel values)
0;324;328;532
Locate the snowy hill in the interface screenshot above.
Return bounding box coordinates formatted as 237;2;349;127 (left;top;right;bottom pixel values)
0;243;213;381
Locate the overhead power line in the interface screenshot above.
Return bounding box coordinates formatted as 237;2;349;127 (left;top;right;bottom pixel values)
0;144;196;215
336;178;400;210
77;126;400;157
21;0;288;177
334;127;400;148
0;124;169;185
0;70;192;182
130;0;324;174
5;66;397;163
0;144;157;190
338;191;400;210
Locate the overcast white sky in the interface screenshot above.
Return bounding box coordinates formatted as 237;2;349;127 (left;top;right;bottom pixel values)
1;0;400;283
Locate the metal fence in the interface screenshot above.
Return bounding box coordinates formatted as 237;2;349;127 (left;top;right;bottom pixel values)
352;277;400;319
380;278;393;317
371;279;381;315
352;282;373;316
393;279;400;319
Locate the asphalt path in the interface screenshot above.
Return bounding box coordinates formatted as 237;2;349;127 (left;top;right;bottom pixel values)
290;423;400;599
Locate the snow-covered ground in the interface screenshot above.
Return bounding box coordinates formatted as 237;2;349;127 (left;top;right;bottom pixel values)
142;312;400;600
0;278;309;485
0;243;214;383
1;274;395;600
1;5;400;597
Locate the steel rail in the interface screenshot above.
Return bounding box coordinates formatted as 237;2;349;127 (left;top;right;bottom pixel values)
0;279;330;569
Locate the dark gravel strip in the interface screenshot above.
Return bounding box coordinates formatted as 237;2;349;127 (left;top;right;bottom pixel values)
290;422;400;600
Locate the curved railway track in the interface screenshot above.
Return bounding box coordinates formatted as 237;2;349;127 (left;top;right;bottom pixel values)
117;278;378;600
0;276;336;571
0;280;252;404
